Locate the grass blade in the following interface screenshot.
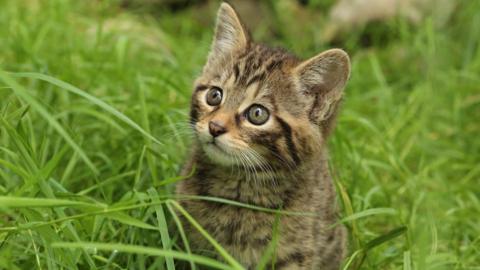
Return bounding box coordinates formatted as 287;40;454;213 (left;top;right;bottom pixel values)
338;208;398;224
256;212;281;270
0;196;90;208
169;200;244;270
148;188;175;270
104;212;157;231
12;72;161;145
0;70;98;174
165;201;196;270
403;251;412;270
364;226;407;251
51;242;235;270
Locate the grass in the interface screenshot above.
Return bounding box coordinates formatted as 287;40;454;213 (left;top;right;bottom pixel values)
0;0;479;269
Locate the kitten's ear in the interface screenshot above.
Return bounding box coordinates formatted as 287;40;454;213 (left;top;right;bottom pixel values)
293;49;350;133
205;3;249;69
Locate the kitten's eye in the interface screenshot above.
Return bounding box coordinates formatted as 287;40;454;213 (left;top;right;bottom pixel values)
206;87;223;106
247;104;269;125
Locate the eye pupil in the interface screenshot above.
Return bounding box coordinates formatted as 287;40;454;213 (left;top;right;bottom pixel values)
247;105;269;125
206;87;223;106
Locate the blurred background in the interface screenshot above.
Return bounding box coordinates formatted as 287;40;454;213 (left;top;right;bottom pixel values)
0;0;479;269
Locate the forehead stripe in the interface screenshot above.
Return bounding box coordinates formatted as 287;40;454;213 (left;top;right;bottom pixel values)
189;102;200;124
195;84;208;92
276;116;301;165
233;63;240;83
246;72;266;88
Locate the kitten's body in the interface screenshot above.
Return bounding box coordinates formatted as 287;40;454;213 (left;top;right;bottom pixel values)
176;4;350;269
178;147;346;269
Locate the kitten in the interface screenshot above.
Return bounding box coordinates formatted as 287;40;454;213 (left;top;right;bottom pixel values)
176;3;350;269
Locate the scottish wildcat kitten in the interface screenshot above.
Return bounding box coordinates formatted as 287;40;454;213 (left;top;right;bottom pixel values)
176;3;350;269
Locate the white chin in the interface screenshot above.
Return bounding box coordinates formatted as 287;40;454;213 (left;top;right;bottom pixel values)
202;143;238;166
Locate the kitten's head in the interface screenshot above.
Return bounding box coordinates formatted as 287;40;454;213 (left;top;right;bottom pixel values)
190;3;350;171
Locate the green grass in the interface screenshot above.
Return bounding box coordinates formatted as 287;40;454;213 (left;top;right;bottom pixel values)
1;0;479;269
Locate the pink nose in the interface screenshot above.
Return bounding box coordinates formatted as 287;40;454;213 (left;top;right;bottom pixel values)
208;121;227;137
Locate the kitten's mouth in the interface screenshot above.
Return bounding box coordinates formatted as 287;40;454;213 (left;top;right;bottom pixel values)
206;141;230;155
202;140;278;177
202;141;236;166
203;141;277;178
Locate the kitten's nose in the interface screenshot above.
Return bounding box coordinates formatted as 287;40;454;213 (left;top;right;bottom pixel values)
208;121;227;137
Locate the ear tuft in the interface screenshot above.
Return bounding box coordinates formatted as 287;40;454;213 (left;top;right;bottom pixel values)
206;3;249;69
294;49;351;126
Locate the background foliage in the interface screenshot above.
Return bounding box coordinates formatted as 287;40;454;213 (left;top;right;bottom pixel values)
0;0;479;269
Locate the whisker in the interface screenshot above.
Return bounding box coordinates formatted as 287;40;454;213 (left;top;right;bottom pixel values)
262;144;297;178
245;148;278;189
242;150;260;193
247;148;277;185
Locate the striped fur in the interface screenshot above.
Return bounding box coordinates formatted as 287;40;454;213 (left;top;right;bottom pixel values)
176;3;350;269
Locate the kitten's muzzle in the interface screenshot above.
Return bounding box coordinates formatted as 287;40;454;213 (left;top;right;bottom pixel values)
208;120;227;137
